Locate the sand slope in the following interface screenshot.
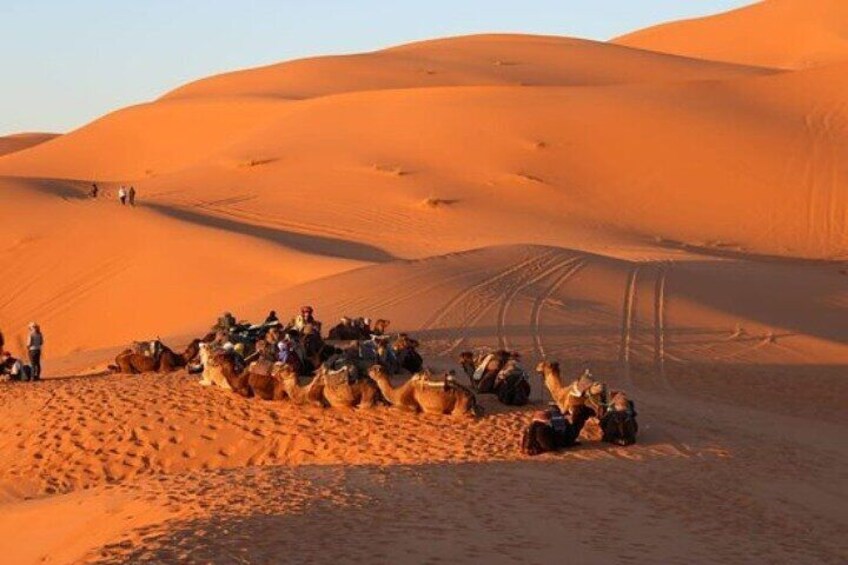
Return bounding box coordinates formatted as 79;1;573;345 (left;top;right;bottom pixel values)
0;177;367;356
615;0;848;69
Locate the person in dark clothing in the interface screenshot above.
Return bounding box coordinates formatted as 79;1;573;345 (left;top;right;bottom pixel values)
2;352;30;381
27;322;43;380
90;183;99;198
264;310;279;325
128;186;136;206
0;328;4;353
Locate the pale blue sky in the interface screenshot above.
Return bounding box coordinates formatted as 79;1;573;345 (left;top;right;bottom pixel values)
0;1;750;134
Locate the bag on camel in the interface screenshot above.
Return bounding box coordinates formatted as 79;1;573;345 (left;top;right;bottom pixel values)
494;362;531;406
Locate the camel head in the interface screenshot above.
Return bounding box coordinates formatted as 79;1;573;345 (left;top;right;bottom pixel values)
609;391;630;412
584;381;609;418
458;351;477;378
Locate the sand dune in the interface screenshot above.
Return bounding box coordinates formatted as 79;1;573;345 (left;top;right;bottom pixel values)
2;4;848;562
0;98;294;180
0;177;365;357
0;132;58;157
163;34;771;101
615;0;848;69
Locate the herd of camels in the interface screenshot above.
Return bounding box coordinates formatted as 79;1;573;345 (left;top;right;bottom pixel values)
109;315;639;451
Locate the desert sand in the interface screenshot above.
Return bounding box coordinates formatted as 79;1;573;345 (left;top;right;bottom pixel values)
0;1;846;563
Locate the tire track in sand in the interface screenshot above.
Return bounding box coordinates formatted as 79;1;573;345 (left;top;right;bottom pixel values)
654;263;668;375
530;256;588;361
428;250;561;356
620;265;641;382
420;250;555;332
497;254;582;352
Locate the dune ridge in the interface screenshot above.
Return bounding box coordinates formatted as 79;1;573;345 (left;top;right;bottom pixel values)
615;0;848;69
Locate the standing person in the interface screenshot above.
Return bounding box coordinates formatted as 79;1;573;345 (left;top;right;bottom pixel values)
90;183;99;198
27;322;43;381
118;186;127;205
0;327;4;353
128;186;136;206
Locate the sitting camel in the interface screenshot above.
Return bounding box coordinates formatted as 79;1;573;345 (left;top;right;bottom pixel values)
393;333;423;373
459;349;518;393
521;407;582;456
112;339;201;374
600;391;638;446
276;365;325;407
315;366;379;409
198;344;251;397
368;366;481;417
245;358;287;401
535;362;608;433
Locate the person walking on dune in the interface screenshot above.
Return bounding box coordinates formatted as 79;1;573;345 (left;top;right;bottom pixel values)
90;183;99;198
27;322;43;381
128;186;136;206
118;186;127;205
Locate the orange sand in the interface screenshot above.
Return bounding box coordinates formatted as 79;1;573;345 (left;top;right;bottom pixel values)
0;3;846;563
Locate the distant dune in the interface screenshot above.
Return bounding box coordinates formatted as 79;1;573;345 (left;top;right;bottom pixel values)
0;132;58;157
163;34;771;101
615;0;848;69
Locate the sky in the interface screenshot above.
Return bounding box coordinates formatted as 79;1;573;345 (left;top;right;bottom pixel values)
0;0;751;135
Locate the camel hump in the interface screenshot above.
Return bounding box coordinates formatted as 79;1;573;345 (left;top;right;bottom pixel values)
249;359;274;377
324;367;351;387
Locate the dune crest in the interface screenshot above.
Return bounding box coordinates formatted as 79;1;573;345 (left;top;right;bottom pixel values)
615;0;848;69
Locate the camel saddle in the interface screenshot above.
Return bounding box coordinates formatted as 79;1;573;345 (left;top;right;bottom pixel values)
416;372;459;391
249;359;274;378
132;340;163;360
496;362;528;385
324;367;353;387
472;353;495;384
547;405;569;434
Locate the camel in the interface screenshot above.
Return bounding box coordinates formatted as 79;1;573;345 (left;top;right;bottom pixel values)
277;365;325;407
198;343;232;390
198;344;252;397
492;359;531;406
368;366;481;417
459;349;517;393
112;339;201;374
600;392;638;446
393;333;423;373
535;362;608;428
521;408;581;456
245;359;287;401
315;366;379;409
